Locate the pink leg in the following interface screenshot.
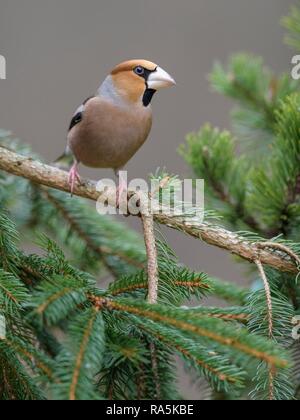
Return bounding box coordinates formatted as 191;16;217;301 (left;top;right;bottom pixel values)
116;172;128;209
68;162;81;196
116;179;128;208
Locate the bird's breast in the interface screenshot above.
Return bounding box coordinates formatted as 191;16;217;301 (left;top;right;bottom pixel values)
68;97;152;169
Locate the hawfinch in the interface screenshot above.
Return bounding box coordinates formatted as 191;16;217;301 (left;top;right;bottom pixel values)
58;59;176;198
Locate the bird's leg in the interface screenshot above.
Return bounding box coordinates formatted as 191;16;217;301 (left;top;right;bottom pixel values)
115;170;128;210
68;161;81;196
117;180;127;207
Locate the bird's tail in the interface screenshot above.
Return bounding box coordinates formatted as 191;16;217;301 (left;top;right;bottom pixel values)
53;147;74;169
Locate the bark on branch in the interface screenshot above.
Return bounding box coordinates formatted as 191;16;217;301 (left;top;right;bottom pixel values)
0;146;299;275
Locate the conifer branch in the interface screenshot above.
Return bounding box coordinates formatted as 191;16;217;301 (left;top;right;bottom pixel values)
41;189;119;278
5;337;54;380
110;279;209;297
139;325;241;386
69;307;100;401
200;312;249;322
0;146;299;276
1;4;299;399
95;298;288;368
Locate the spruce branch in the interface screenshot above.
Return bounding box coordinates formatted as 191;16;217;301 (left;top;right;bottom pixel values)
282;4;300;50
209;277;249;305
246;94;300;235
28;184;145;275
4;335;54;381
0;146;300;275
94;297;288;368
0;343;45;400
179;125;260;231
40;188;119;278
246;274;295;400
50;307;105;400
210;54;296;133
109;278;209;297
137;323;245;391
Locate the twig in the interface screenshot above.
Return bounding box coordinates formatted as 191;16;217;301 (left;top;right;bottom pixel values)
149;342;161;399
255;258;274;401
255;260;273;339
257;242;300;269
0;146;300;274
140;202;159;304
268;367;275;401
139;194;160;398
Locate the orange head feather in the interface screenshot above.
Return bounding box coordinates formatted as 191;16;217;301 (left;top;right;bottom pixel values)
110;59;175;105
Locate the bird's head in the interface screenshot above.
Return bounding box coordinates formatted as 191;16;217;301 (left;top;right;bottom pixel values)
100;59;176;107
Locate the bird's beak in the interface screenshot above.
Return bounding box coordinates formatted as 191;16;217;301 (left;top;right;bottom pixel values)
147;66;176;90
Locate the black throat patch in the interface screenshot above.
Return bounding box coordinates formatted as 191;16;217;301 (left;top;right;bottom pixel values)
142;88;156;107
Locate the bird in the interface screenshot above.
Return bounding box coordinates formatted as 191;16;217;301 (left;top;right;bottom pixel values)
57;59;176;202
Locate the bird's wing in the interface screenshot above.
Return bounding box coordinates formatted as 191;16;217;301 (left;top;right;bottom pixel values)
54;96;96;167
68;96;95;132
54;145;74;168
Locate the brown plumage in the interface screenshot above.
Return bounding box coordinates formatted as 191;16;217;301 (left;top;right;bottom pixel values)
68;96;152;170
61;59;176;194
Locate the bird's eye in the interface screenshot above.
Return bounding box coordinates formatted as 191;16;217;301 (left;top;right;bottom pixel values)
134;66;145;76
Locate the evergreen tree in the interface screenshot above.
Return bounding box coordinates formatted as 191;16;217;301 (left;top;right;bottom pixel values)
0;5;300;400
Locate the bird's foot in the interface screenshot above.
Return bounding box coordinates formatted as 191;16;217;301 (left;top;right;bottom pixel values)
68;163;81;196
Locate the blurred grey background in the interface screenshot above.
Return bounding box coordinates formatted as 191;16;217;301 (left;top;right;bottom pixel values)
0;0;294;397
